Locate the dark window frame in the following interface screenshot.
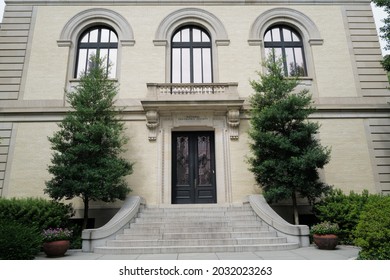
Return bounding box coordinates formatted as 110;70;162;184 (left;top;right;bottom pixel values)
74;25;118;78
171;25;213;83
264;25;307;77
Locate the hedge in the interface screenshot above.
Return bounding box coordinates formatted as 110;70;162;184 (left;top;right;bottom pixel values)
0;197;74;231
354;195;390;260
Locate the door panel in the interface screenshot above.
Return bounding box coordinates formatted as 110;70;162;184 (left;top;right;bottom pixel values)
172;131;216;204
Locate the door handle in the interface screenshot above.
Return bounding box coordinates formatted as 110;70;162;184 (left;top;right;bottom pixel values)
194;178;197;189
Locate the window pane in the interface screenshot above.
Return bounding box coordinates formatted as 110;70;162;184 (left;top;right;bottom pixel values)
101;29;110;43
182;28;190;42
76;49;88;77
294;48;304;66
264;30;272;42
202;48;212;83
172;49;181;83
110;31;118;43
86;49;97;72
292;32;300;42
110;49;118;78
201;30;210;42
100;48;109;76
264;47;271;58
89;29;98;43
283;28;292;42
181;48;190;83
173;32;181;42
274;48;282;60
193;29;201;42
271;28;281;41
285;47;295;75
294;48;306;75
100;48;108;62
193;48;202;83
81;33;89;43
108;49;117;78
88;48;97;58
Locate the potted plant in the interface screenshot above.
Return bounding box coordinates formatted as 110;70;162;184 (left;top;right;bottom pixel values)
42;228;72;257
310;221;339;250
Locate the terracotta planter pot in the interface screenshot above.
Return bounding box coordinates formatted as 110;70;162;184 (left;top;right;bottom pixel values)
42;240;70;257
313;234;338;250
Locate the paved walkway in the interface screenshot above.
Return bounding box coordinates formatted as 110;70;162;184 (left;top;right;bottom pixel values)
35;245;360;260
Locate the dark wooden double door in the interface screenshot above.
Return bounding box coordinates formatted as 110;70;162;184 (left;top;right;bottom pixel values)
172;131;216;204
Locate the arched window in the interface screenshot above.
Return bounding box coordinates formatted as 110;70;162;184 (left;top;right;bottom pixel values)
75;26;118;78
264;25;307;77
171;26;213;83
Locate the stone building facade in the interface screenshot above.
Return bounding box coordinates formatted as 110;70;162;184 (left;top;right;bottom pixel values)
0;0;388;225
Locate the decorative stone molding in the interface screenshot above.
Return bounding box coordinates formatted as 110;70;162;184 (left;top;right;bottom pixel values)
154;7;229;46
145;110;159;141
142;83;244;141
248;8;323;46
227;109;240;140
146;82;239;100
58;8;135;47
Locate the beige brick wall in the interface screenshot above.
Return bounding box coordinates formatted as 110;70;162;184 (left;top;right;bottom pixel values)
319;118;376;193
22;5;360;101
230;120;260;202
8;122;54;198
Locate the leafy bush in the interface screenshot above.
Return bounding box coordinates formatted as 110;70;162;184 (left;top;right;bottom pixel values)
0;197;74;231
313;189;370;244
354;195;390;260
0;197;79;251
0;219;43;259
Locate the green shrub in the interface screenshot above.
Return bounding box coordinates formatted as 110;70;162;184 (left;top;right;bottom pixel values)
313;189;370;244
0;197;74;231
0;219;43;259
354;195;390;260
68;223;82;249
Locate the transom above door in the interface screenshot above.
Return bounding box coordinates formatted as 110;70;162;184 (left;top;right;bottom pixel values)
172;131;216;204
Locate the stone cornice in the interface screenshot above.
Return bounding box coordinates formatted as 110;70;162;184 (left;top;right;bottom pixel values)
1;96;389;122
4;0;371;6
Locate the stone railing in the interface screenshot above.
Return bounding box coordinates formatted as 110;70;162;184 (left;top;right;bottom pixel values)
248;195;310;247
146;83;239;100
81;196;145;252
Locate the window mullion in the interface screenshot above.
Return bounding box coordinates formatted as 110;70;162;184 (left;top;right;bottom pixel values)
190;27;194;83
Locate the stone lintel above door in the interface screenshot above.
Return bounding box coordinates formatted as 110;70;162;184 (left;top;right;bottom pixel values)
142;82;244;141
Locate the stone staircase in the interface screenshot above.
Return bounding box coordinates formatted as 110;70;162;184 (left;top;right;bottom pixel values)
93;204;300;254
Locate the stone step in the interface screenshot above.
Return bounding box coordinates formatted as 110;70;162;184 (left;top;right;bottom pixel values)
116;231;278;240
123;225;269;234
134;215;262;223
107;237;288;247
140;206;251;212
137;210;256;217
94;243;300;255
94;204;300;254
129;220;264;228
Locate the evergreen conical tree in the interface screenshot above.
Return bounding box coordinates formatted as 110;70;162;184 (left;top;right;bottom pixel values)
248;54;331;224
45;55;133;230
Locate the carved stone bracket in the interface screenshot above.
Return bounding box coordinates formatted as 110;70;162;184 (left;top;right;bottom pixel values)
145;110;159;141
227;109;240;140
